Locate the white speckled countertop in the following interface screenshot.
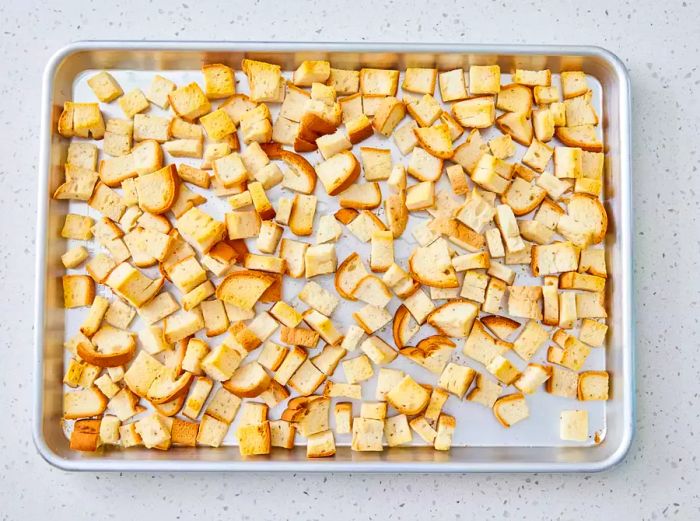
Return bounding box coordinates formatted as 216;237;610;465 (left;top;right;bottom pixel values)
1;0;698;518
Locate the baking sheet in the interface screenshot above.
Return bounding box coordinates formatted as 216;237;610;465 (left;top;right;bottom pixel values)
36;42;634;471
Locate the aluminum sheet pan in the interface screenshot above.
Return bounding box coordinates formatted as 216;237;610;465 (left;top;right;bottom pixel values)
35;41;634;472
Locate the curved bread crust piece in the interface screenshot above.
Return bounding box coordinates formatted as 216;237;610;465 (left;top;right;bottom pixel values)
392;305;419;349
216;270;275;310
261;144;317;195
481;315;521;341
224;362;272;398
135;164;178;215
408;240;459;289
316;150;361;196
339;182;382;210
495;112;533;146
492;393;529;427
567;193;608;244
77;336;136;368
501;177;547;216
555;125;603;152
400;335;456;375
334;252;368;300
146;369;193;404
427;300;479;338
384;193;408;238
413;124;454;159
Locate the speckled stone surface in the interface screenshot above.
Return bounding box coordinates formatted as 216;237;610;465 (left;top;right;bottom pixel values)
1;0;698;518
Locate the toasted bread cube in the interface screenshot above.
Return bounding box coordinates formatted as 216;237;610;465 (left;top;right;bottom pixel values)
433;414;456;451
123;351;163;397
409;416;437;444
118;89;149;118
438;68;468;102
469;65;500;94
359;336;397;366
69;418;102;451
182;376;213;419
62;213;94;241
513;68;551;86
205;387;241;424
406;93;442;127
351;417;384;451
560;410;588;441
489;134;515;160
401;67;436;94
267;419;295;449
486;355;521;385
576;291;607;318
546;366;578;398
273;346;307;385
169;418;199;447
508;286;543;321
168;82;211;121
242;59;281;102
326;68;359;95
200;109;236;141
305;244;337;278
393;120;419;156
201;343;242;381
578;371;609;400
226;210;261;239
352;304;392;334
381;414;411;447
290;193;317;237
360;147;392;181
202;63;236;99
63;358;85;388
514;363;551;394
403;288;435;325
405;181;435;211
444;164;468;195
107;388;139;421
438;362;476;398
331;402;352;435
256;220;283;254
145;74;176;108
360;68;399;96
452;97;495;128
511;319;548;362
335;325;363;353
298;281;339;316
460;270;489;303
493;393;529;428
324;381;361;400
342;354;374;384
579;319;608;347
66;142;98;170
118;422;142;448
560;71;588;99
87;71;123;102
466;373;503;408
292;60;330;86
554;147;583;179
97;415;121;445
387;375;430;415
241;142;270;178
62;275;95;308
61;245;89;269
289;359;326;396
386;165;408;193
214;152;248;188
67;102;106;139
471;155;509;195
133;114;171;143
134;413;171;449
196;414;229;447
305;429;335;458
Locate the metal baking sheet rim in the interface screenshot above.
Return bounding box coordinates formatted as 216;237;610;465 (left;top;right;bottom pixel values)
34;41;635;473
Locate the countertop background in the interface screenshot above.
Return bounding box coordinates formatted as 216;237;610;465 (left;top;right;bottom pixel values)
1;0;698;519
